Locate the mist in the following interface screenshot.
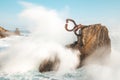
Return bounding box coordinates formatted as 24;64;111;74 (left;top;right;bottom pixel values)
82;26;120;80
0;1;80;73
0;1;120;80
19;1;76;45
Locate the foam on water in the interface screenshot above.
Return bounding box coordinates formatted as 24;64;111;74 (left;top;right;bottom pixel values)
0;34;82;80
0;1;120;80
0;38;80;73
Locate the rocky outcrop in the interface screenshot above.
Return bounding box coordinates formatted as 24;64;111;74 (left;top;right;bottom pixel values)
14;28;20;35
0;26;20;38
39;54;60;72
0;26;8;38
67;24;111;66
38;19;111;73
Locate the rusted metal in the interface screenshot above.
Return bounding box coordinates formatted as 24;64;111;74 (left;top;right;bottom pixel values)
65;19;83;36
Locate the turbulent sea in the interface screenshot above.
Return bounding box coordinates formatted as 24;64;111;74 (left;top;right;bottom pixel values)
0;31;87;80
0;29;119;80
0;68;86;80
0;1;120;80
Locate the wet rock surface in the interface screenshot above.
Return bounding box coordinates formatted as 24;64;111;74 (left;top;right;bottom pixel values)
38;19;111;72
67;24;111;66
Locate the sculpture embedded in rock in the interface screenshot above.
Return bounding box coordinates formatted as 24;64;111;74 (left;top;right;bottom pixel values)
38;19;111;73
65;19;111;66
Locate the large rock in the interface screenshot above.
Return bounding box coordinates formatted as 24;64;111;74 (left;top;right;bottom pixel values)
39;54;60;72
38;23;111;72
0;26;8;38
67;24;111;66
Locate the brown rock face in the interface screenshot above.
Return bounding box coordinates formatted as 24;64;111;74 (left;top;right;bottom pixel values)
0;26;8;32
68;24;111;66
0;26;9;38
39;54;60;73
39;21;111;72
80;24;111;65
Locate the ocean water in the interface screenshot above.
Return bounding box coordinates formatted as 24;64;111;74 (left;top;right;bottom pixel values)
0;32;87;80
0;68;87;80
0;1;120;79
0;28;120;80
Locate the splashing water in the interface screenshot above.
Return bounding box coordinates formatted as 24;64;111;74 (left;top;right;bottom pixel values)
0;2;81;79
0;1;120;80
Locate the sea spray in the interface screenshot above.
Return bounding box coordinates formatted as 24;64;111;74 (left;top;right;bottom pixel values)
0;1;80;73
0;38;80;73
0;1;120;80
19;1;76;45
81;31;120;80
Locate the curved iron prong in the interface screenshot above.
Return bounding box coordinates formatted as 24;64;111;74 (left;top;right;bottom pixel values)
65;23;76;31
74;29;81;36
65;19;83;36
74;24;83;36
66;19;77;26
65;19;77;31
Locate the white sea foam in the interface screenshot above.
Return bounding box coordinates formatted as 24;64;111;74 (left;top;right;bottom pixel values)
0;1;120;80
0;2;80;74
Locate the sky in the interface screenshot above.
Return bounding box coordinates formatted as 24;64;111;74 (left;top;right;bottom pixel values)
0;0;120;30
